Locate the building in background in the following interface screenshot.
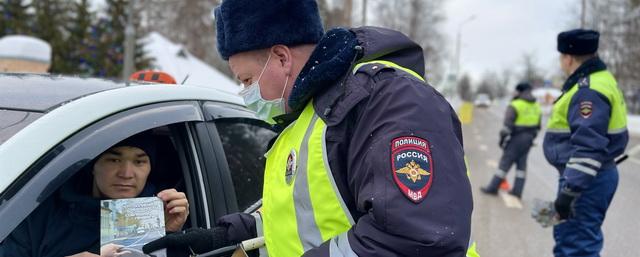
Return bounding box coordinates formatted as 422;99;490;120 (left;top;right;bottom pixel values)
0;35;51;73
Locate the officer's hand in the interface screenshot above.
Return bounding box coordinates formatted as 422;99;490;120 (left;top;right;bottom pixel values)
499;135;510;149
142;227;230;255
554;189;577;220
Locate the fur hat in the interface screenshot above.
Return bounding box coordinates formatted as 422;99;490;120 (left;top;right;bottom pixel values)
557;29;599;55
515;82;532;92
214;0;324;60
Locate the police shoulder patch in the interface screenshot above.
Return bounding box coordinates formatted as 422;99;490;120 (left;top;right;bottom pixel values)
391;136;434;203
579;101;593;118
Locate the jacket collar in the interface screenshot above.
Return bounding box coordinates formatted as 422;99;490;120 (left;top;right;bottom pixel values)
562;57;607;91
287;28;359;113
272;28;359;129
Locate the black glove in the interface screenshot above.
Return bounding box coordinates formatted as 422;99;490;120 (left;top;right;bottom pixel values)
554;188;578;220
499;129;510;149
143;227;231;255
499;135;510;149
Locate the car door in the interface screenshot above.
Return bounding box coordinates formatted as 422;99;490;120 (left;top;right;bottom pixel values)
200;102;277;223
0;101;211;242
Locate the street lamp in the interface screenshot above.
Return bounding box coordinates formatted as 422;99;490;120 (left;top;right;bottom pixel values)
454;15;476;76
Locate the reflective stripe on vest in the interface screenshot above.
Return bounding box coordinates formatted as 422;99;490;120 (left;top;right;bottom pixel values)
262;101;354;257
510;99;541;127
353;60;426;82
466;241;480;257
547;70;627;134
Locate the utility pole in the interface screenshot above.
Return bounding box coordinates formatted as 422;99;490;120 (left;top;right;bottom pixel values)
122;0;136;81
581;0;586;28
344;0;352;26
362;0;367;26
454;15;476;76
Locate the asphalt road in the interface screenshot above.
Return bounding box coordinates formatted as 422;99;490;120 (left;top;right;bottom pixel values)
465;103;640;257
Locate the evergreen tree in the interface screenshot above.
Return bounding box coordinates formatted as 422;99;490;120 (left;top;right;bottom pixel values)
32;0;70;73
0;0;32;36
64;0;94;75
92;0;149;78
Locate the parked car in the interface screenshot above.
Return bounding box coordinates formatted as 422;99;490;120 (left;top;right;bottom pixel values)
474;93;492;108
0;74;276;243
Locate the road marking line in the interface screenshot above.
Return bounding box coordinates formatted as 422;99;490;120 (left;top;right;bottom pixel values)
499;191;523;209
486;159;498;168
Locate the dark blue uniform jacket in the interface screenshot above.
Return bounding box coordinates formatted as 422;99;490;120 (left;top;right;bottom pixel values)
543;58;628;191
219;26;473;257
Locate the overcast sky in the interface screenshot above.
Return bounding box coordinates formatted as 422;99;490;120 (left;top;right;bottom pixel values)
442;0;581;82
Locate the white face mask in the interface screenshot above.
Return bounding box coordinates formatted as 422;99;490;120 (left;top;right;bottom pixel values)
239;54;289;124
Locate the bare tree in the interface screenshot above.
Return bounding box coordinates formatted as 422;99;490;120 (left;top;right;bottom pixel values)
369;0;447;84
136;0;232;78
457;74;473;101
582;0;640;113
519;52;544;87
497;68;513;98
317;0;353;28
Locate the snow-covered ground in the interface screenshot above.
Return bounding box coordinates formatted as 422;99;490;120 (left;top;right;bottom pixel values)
144;32;240;94
628;115;640;136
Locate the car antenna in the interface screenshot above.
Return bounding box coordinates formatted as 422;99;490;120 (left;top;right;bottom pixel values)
181;74;190;85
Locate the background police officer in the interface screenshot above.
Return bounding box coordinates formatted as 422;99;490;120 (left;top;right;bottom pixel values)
544;29;628;257
142;0;475;256
480;82;541;198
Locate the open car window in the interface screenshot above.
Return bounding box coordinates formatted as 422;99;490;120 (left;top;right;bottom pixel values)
0;101;204;244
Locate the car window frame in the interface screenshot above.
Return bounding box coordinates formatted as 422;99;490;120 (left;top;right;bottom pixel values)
202;102;277;216
0;101;204;242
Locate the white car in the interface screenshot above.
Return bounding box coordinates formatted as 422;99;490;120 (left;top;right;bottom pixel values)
0;74;275;242
474;93;492;108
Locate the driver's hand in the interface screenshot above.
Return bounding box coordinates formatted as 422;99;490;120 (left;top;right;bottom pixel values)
157;189;189;232
100;244;131;257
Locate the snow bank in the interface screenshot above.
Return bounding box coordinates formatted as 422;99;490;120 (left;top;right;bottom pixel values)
144;32;240;94
628;115;640;136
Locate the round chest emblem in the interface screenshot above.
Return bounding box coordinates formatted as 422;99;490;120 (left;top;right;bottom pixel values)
285;149;297;185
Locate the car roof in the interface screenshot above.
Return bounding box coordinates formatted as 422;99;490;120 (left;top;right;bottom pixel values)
0;73;125;112
0;74;245;193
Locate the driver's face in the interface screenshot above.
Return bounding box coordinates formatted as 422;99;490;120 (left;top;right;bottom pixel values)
93;146;151;199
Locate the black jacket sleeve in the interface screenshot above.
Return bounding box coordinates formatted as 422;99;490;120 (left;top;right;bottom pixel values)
0;224;32;257
503;105;517;132
304;71;473;257
217;212;258;244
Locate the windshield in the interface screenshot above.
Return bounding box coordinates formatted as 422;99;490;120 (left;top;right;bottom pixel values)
0;110;43;145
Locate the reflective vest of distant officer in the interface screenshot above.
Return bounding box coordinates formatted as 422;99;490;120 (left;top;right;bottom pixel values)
481;83;541;198
544;29;628;257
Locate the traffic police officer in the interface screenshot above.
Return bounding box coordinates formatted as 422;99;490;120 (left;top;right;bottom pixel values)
143;0;477;256
544;29;628;257
481;82;541;198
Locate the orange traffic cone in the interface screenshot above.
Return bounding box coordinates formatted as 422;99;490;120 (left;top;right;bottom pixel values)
499;179;511;191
